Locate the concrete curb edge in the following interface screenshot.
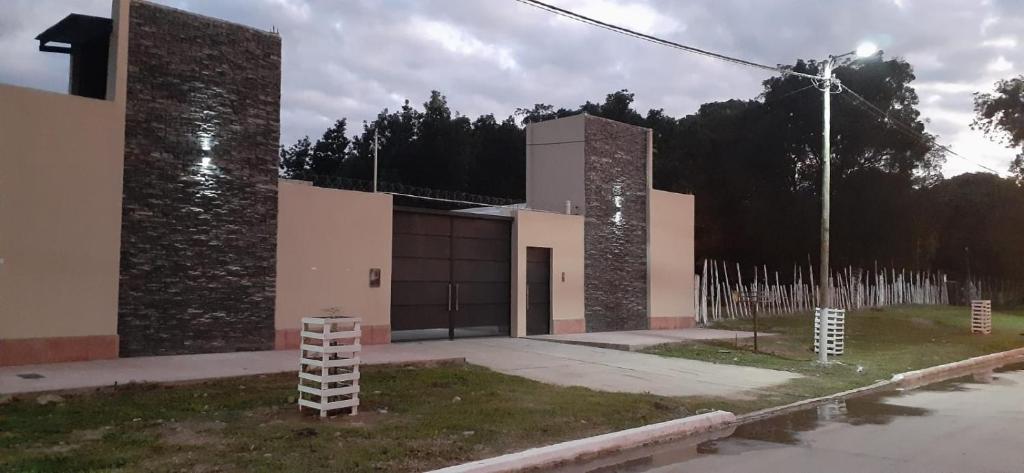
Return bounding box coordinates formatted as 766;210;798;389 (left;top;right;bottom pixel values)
891;346;1024;385
426;410;736;473
736;379;894;424
432;346;1024;472
739;345;1024;424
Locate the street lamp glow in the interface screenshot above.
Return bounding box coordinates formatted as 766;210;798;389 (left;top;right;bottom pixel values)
855;42;878;58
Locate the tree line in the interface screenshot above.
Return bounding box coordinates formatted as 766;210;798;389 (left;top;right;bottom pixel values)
280;57;1024;282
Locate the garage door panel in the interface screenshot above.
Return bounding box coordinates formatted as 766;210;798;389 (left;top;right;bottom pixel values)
455;282;510;305
452;218;509;239
452;237;509;261
392;257;450;282
393;234;451;259
394;212;451;236
391;281;450;306
391;210;510;341
390;305;449;331
453;260;511;283
453;303;511;333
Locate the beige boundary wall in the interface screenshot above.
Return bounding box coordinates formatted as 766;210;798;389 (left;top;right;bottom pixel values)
648;190;697;328
274;181;394;347
512;209;586;336
0;0;130;366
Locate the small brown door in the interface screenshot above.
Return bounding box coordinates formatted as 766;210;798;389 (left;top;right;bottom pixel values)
526;247;551;336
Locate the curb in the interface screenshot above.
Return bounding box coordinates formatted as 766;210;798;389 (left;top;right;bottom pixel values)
432;346;1024;472
426;410;736;473
737;379;894;424
891;347;1024;386
739;345;1024;424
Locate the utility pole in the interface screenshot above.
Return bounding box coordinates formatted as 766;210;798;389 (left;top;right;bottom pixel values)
373;127;379;193
818;56;834;364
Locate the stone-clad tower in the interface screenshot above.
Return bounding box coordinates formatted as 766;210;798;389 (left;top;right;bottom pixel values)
525;114;651;331
117;1;281;356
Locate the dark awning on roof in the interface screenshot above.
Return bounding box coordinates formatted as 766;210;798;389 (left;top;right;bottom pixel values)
36;14;112;54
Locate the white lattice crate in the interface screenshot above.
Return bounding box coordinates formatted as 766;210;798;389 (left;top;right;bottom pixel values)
298;316;362;417
813;308;845;356
971;300;992;335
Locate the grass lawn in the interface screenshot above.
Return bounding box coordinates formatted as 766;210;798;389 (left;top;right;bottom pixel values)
3;306;1021;472
646;305;1024;406
0;362;694;473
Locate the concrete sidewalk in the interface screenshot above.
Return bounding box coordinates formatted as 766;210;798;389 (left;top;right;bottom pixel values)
1;338;800;398
530;328;771;351
0;343;460;395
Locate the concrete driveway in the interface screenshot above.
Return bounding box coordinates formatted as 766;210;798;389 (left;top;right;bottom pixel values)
1;337;799;399
401;337;800;398
530;328;773;351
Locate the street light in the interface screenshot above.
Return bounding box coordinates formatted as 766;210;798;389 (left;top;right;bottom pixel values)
817;41;878;364
855;42;879;58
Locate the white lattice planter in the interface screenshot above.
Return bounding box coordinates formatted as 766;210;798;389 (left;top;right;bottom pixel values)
813;308;845;356
971;300;992;335
298;316;361;417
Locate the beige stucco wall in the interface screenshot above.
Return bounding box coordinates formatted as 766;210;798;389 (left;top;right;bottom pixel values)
511;209;585;336
0;0;129;340
648;190;696;320
275;181;393;331
525;113;586;215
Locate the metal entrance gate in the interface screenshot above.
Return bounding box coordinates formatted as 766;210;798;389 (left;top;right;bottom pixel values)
390;209;511;341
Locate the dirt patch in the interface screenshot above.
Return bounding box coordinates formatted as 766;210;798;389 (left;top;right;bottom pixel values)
70;426;110;442
254;402;388;427
35;442;80;454
157;420;227;447
911;317;938;328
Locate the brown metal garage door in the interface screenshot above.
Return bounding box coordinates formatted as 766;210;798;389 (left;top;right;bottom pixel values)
391;209;511;341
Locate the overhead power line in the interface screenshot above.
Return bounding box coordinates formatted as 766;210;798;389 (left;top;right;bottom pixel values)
515;0;1006;177
840;87;1006;176
763;84;818;105
526;128;648;146
513;0;819;80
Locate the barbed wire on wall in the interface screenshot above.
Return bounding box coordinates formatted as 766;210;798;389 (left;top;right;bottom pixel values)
297;173;524;207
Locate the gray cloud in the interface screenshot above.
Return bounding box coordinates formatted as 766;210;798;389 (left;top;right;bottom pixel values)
2;0;1020;176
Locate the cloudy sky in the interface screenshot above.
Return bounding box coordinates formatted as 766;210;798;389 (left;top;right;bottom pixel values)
2;0;1021;176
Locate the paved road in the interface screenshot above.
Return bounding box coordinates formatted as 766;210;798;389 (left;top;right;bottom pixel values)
558;363;1024;473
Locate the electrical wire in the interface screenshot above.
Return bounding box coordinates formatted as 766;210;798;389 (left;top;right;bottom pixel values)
385;191;521;207
840;87;1007;175
762;84;818;105
513;0;820;80
526;127;649;146
515;0;1007;176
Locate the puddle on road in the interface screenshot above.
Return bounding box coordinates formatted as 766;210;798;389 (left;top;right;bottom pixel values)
552;362;1023;473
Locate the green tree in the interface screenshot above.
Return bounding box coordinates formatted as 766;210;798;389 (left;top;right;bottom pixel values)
279;136;312;179
348;100;423;185
922;173;1024;279
973;75;1024;184
467;114;525;199
309;119;351;177
278;79;1024;280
